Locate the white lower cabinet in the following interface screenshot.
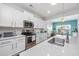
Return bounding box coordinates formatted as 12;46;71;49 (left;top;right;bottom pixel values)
15;37;25;53
12;36;25;55
32;35;36;41
36;33;47;44
0;36;25;56
0;40;13;56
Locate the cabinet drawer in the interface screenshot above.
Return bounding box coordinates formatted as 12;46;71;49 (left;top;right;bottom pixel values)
0;40;12;47
0;40;13;56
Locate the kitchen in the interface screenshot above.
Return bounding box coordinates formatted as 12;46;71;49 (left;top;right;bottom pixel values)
0;3;79;56
0;3;48;56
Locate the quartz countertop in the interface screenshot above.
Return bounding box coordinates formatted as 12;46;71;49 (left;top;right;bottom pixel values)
20;35;79;56
0;35;25;41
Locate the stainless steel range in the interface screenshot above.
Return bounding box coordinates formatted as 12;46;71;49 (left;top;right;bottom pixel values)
22;20;36;49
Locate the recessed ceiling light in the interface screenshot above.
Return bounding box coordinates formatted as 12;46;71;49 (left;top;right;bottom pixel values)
50;3;57;5
47;10;51;14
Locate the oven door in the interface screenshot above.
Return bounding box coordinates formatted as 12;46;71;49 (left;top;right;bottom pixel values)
26;36;32;43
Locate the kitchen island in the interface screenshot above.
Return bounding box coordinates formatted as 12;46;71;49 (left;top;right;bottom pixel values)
20;35;79;56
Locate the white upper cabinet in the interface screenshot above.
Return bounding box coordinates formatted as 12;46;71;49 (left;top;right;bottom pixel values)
24;11;43;27
0;4;24;28
33;17;45;28
23;11;33;21
0;4;13;27
12;9;24;27
0;4;46;28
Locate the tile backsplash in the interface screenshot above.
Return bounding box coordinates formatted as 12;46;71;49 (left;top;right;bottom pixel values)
0;27;22;35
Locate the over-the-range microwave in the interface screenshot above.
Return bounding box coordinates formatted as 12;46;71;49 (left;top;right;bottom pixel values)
23;20;34;28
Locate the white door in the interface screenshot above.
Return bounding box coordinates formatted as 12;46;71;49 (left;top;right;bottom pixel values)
0;40;13;56
36;33;47;44
36;34;41;44
15;11;23;27
12;9;23;28
16;37;25;53
41;33;47;41
32;35;36;41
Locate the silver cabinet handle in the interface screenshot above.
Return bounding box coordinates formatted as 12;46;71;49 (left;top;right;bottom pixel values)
16;42;17;48
11;20;13;27
12;43;13;49
18;39;22;41
18;39;25;42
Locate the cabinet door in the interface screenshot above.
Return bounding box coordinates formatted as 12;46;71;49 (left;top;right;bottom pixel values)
0;4;12;27
12;9;23;28
44;33;47;40
32;35;36;41
36;34;41;44
16;37;25;53
0;4;24;27
36;33;47;44
24;11;33;21
41;33;46;41
0;40;13;56
15;12;23;27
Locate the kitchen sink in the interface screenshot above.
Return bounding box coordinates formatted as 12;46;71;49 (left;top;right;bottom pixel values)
48;38;65;46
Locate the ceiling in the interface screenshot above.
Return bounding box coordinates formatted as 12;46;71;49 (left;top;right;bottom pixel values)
4;3;79;20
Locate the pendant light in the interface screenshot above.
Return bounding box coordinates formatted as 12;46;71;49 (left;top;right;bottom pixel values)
60;3;65;35
61;3;64;26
